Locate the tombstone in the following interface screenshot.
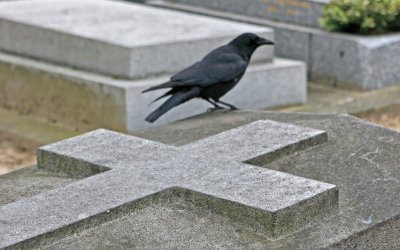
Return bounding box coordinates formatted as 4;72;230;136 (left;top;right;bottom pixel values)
149;0;400;90
1;110;400;248
154;0;328;28
1;117;337;248
0;0;306;132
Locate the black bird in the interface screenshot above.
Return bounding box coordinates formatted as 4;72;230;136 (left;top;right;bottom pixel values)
142;32;274;123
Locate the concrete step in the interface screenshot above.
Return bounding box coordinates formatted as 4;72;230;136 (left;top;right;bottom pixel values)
0;51;306;132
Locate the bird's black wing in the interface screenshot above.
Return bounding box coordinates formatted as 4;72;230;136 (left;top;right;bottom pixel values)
142;46;247;93
172;48;247;85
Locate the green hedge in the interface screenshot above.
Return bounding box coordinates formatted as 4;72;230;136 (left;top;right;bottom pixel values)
320;0;400;34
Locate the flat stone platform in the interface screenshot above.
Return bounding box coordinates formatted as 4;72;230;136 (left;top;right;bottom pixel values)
157;0;329;28
0;0;272;79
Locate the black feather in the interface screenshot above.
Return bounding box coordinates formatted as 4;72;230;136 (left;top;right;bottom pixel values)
145;87;201;123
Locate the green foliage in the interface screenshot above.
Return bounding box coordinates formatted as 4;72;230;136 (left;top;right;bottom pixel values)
320;0;400;34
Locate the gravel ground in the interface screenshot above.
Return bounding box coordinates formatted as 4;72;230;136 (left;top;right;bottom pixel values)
1;104;399;175
0;129;40;175
355;103;400;132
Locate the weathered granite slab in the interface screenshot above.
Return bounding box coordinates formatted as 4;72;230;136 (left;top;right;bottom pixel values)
0;0;273;79
0;166;82;207
310;31;400;90
0;51;306;132
0;120;337;248
152;0;328;27
150;1;400;90
134;111;400;248
2;111;400;248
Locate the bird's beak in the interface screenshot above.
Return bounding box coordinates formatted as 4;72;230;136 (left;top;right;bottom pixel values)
257;38;274;46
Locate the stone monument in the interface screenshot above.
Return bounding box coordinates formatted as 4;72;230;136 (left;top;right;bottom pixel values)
149;0;400;90
0;0;306;132
1;110;400;248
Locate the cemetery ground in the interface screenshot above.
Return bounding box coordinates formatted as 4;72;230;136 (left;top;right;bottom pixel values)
0;129;38;175
2;0;400;248
357;104;400;132
1;1;400;248
1;82;400;175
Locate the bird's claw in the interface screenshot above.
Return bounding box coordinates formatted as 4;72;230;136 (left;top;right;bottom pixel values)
207;107;224;112
207;106;239;112
223;107;239;113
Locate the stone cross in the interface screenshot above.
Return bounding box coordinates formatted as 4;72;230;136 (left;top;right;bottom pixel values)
0;120;337;248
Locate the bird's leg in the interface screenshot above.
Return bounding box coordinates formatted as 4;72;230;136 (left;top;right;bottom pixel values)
205;99;224;112
216;100;239;110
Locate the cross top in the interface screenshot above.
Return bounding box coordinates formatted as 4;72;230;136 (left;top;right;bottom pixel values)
1;120;337;248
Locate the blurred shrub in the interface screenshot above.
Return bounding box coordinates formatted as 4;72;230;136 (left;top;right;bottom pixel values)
320;0;400;34
391;0;400;29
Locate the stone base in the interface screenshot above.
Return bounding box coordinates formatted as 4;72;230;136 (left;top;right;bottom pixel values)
0;52;306;132
149;0;400;90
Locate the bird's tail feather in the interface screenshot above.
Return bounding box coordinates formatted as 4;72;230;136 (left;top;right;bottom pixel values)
142;81;171;93
145;88;200;123
149;89;174;105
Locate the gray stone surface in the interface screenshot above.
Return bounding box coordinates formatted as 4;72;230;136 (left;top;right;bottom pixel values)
2;110;400;248
0;0;273;79
310;31;400;90
0;166;81;207
150;1;400;90
0;51;306;131
135;111;400;249
273;25;311;65
156;0;328;28
0;119;336;248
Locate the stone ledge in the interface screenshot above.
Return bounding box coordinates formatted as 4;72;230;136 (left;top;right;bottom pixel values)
155;0;328;28
0;187;335;249
0;51;306;131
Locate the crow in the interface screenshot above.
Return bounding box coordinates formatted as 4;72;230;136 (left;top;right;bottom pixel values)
142;32;274;123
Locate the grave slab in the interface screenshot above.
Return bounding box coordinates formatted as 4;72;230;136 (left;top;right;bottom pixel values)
0;166;82;207
0;51;306;131
156;0;328;28
0;0;273;79
135;111;400;248
0;120;337;248
0;0;307;131
150;0;400;90
2;111;400;248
